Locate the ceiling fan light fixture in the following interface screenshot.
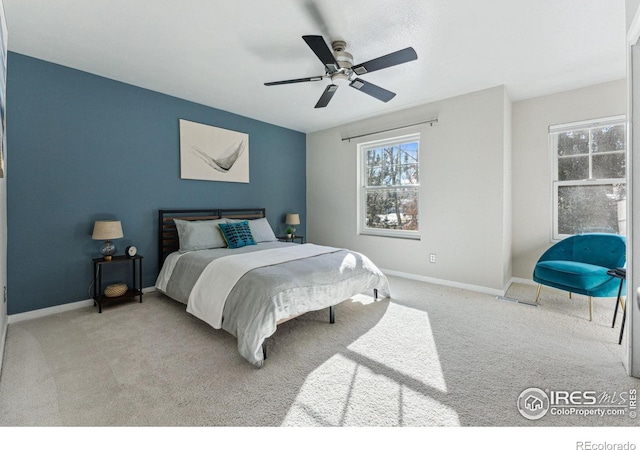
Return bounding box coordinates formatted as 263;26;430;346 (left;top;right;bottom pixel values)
331;72;350;84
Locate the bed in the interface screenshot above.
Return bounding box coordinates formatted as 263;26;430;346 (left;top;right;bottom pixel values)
155;208;390;367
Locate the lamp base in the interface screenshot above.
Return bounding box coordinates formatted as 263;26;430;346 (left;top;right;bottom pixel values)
101;239;116;261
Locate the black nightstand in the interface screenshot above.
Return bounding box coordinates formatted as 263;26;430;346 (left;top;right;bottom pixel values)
277;235;304;244
92;254;143;313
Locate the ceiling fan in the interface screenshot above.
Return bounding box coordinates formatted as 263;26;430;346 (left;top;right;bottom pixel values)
264;35;417;108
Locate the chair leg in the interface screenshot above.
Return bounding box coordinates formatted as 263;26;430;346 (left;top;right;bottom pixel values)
535;284;542;303
589;296;593;322
569;292;572;299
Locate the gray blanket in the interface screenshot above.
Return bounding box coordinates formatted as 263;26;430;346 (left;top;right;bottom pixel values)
162;242;391;367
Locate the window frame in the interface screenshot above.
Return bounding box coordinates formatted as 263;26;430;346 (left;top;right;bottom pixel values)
357;133;421;240
549;115;626;241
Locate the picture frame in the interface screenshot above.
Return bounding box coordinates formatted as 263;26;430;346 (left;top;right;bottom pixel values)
179;119;249;183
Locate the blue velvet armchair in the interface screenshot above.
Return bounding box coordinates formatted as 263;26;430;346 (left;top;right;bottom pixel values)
533;233;626;321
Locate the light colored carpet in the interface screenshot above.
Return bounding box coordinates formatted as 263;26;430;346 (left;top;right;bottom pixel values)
0;275;637;427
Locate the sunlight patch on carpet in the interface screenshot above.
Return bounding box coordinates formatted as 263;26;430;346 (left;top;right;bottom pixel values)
281;303;460;426
280;353;459;426
348;303;448;393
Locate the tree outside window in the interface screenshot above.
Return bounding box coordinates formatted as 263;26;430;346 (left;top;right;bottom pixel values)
551;117;626;239
359;134;420;238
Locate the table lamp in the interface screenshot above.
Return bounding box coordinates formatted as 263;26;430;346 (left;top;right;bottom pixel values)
92;220;123;261
285;213;300;237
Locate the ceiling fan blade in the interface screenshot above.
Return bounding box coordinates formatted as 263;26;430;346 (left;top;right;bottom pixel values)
349;78;396;102
264;76;325;86
351;47;417;75
315;84;338;108
303;35;339;72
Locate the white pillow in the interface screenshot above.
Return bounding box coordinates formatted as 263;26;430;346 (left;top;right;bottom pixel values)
225;217;277;243
249;217;278;242
174;218;227;252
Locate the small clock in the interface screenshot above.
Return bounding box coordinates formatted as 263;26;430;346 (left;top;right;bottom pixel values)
125;245;137;257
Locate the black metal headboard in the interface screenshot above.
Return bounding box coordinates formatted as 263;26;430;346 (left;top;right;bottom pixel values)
158;208;266;265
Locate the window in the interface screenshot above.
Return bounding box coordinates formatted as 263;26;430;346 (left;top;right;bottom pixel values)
358;133;420;239
550;116;626;240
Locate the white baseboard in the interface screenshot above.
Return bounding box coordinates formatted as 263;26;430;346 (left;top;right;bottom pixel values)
5;277;537;324
8;286;158;324
4;277;536;324
381;269;506;297
509;277;537;287
8;299;95;324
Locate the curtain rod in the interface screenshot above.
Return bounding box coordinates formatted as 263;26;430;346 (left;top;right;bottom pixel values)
341;118;438;142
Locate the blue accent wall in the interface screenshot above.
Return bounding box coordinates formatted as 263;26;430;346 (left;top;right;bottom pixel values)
6;52;306;315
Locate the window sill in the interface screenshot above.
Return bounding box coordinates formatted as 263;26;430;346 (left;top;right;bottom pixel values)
359;230;421;240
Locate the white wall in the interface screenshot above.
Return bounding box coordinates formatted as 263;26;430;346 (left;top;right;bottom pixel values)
511;80;627;280
629;0;640;29
307;86;512;294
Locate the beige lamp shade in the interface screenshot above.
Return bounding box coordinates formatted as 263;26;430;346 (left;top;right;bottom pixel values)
92;220;124;240
285;213;300;226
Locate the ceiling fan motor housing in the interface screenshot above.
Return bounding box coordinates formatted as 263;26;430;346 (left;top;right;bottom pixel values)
330;40;354;84
335;51;353;68
332;41;353;69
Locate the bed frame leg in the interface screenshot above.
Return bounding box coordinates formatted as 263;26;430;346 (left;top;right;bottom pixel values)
262;341;267;360
329;305;335;324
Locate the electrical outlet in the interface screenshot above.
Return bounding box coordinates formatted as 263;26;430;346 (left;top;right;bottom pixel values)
429;253;436;263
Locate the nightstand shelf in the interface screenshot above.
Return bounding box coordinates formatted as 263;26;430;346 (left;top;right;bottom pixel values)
277;235;304;244
92;254;143;313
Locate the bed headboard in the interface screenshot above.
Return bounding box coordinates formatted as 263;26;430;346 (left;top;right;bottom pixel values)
158;208;266;264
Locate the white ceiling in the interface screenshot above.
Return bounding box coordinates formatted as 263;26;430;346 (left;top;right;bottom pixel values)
3;0;627;133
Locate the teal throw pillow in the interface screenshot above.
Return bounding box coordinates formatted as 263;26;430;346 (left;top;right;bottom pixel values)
219;221;257;249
